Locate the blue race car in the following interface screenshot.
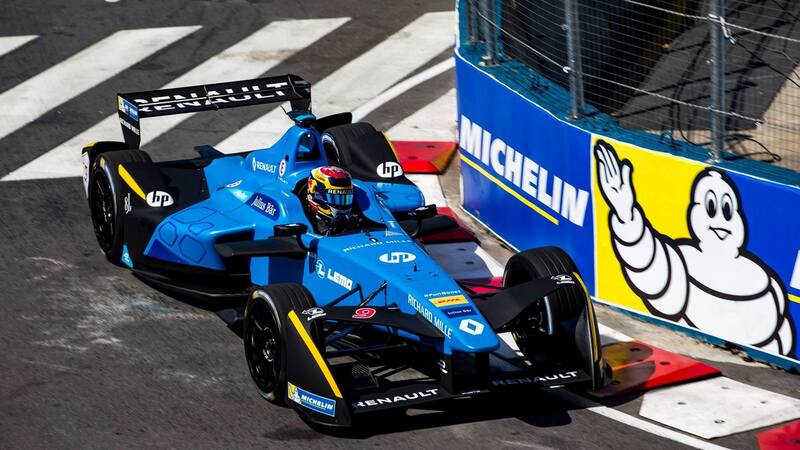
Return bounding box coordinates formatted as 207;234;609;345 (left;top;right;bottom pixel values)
82;75;608;427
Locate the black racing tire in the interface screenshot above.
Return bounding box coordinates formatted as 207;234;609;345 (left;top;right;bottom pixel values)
88;150;151;264
321;122;377;167
244;283;321;405
503;246;585;321
503;246;587;359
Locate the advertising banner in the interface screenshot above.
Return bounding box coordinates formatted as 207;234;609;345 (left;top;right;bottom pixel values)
456;51;800;366
592;135;799;361
456;56;596;289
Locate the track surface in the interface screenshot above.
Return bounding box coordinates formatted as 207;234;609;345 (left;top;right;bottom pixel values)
0;1;796;448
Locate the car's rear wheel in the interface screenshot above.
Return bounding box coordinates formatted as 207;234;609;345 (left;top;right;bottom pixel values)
244;283;321;404
88;150;151;264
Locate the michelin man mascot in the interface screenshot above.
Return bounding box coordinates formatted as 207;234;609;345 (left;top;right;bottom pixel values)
594;140;794;356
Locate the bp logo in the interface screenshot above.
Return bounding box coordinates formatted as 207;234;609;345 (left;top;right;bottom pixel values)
315;260;325;278
379;252;416;264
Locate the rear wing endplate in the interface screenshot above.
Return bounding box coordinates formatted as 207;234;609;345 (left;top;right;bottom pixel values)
116;74;311;149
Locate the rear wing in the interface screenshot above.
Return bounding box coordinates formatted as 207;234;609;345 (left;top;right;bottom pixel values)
116;74;311;148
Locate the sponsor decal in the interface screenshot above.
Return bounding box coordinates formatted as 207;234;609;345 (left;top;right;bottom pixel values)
287;382;336;417
302;307;325;321
551;274;575;285
229;188;250;201
121;244;133;268
459;318;485;335
252;158;277;173
430;295;469;308
315;260;325;278
326;267;353;290
81;152;90;197
131;80;303;113
124;193;132;214
352;307;376;319
247;193;278;220
376;161;403;178
437;359;448;374
119;116;140;136
460;114;589;226
492;371;580;386
341;239;412;253
226;179;242;188
423;289;461;299
442;305;476;318
146;191;174;207
379;252;416;264
408;294;452;338
117;96;139;120
315;259;352;289
352;388;439;409
279;159;287;177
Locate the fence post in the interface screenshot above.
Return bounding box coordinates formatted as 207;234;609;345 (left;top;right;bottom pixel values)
708;0;726;162
564;0;585;119
468;0;479;44
479;0;496;65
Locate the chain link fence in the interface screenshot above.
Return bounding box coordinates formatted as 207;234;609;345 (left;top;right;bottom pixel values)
463;0;800;172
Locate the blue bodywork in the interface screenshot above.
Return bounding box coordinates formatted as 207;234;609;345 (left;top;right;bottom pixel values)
127;123;499;355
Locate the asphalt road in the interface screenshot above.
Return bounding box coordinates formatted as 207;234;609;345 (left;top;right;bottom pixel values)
0;1;796;449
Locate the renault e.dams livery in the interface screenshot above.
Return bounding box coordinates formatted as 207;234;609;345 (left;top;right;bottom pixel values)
82;74;608;427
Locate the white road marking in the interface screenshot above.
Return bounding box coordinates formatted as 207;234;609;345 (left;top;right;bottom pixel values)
387;87;457;141
351;58;454;122
552;389;730;450
3;18;349;181
215;11;456;152
598;323;634;345
407;173;448;207
0;35;37;57
639;377;800;439
0;26;199;143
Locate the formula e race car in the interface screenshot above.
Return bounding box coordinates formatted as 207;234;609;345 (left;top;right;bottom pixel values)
82;74;608;427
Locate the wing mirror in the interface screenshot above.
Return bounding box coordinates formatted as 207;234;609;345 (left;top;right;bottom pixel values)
274;223;309;250
408;204;438;238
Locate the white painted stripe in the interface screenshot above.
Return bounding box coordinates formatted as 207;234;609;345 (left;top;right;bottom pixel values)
426;241;504;280
216;11;456;153
0;26;199;143
598;323;634;345
3;18;348;181
552;389;730;450
0;35;37;57
387;88;457;141
352;58;454;122
406;174;447;207
639;377;800;439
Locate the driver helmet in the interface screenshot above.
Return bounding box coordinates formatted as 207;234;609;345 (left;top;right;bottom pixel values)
307;166;355;228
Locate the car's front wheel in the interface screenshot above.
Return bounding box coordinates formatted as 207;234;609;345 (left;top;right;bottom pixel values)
244;284;321;404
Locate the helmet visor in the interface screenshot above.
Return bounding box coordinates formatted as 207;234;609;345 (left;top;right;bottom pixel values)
325;189;353;208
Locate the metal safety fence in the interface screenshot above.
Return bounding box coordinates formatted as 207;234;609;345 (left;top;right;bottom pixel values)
463;0;800;172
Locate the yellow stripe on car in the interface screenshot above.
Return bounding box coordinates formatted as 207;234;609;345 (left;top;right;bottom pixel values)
117;164;147;200
287;310;342;399
573;271;600;362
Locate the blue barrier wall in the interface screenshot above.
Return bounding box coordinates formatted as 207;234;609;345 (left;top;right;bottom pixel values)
456;45;800;370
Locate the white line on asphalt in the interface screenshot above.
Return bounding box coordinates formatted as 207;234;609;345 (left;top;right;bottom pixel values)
215;11;456;153
3;18;349;181
0;35;37;57
0;26;200;143
351;57;454;122
551;389;731;450
387;87;457;141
